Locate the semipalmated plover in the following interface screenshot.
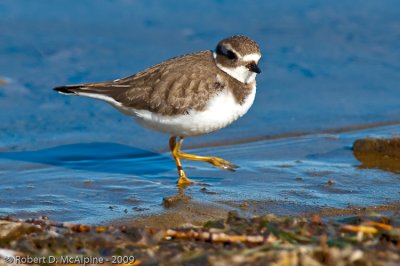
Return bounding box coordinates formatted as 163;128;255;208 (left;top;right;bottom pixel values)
54;35;262;185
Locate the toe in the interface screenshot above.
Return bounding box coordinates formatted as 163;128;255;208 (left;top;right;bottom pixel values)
177;175;194;186
209;157;238;171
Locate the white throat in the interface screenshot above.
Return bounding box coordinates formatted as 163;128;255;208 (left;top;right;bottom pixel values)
213;52;258;84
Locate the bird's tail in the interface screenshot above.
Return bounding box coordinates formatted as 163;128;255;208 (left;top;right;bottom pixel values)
53;84;124;106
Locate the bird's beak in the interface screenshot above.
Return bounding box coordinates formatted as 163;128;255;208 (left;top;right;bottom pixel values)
247;62;261;74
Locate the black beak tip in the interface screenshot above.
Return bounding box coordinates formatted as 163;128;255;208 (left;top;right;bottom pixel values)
248;63;262;74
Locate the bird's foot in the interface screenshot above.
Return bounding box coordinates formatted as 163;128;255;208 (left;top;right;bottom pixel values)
177;170;194;187
205;156;239;172
174;151;239;172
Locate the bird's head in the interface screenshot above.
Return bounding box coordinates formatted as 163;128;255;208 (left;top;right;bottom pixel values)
213;35;261;84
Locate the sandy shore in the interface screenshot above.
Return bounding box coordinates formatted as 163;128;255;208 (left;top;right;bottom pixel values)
0;203;399;265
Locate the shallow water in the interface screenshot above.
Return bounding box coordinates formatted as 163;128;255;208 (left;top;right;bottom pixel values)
0;1;400;223
0;125;399;223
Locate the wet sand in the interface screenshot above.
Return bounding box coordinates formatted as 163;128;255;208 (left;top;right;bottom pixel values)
121;197;400;229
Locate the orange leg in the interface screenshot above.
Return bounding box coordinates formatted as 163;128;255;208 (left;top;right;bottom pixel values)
169;136;193;185
169;136;238;186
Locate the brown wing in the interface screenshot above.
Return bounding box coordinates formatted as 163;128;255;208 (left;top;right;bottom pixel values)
111;50;225;115
54;51;225;115
54;51;225;116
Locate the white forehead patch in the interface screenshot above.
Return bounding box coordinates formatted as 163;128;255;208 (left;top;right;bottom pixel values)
242;53;261;62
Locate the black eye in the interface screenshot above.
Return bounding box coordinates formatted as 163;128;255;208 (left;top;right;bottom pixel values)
216;45;238;60
225;50;237;60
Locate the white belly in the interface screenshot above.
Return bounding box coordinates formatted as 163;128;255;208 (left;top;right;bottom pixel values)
120;87;256;137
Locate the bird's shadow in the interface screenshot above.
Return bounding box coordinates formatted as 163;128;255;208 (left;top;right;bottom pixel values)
0;142;172;176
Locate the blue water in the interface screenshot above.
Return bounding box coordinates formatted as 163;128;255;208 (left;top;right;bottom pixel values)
0;0;399;223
